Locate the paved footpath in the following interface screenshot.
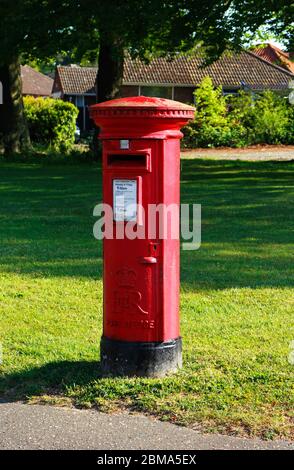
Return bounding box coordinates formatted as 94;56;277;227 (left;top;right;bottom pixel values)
0;402;293;450
181;146;294;161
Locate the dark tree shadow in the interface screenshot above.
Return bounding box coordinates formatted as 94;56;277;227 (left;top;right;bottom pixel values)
0;159;293;288
0;159;293;403
180;159;294;290
0;361;102;403
0;163;103;279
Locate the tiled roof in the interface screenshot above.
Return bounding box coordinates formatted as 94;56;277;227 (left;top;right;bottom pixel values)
21;65;54;96
253;44;294;74
123;51;294;90
55;50;294;95
57;65;97;94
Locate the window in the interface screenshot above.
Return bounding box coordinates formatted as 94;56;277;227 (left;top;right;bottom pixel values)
140;86;172;99
75;95;84;107
222;88;239;96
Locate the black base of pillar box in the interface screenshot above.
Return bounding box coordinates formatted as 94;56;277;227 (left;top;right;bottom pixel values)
100;336;182;378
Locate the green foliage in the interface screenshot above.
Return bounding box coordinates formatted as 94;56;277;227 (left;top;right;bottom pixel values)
286;105;294;144
192;77;229;147
229;90;291;145
183;77;247;148
183;78;294;148
24;96;79;152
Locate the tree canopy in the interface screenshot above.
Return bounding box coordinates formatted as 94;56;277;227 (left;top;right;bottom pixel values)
0;0;292;153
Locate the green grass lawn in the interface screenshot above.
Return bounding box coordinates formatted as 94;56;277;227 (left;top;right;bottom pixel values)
0;158;293;440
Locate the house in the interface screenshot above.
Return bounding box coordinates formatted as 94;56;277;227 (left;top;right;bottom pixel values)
52;50;294;131
253;43;294;74
21;65;54;97
52;65;97;131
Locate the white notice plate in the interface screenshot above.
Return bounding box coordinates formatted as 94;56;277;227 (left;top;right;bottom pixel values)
113;179;137;222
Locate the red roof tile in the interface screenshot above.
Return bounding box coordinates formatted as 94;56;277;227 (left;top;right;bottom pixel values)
55;50;294;95
123;51;294;90
56;65;97;95
253;44;294;74
21;65;54;97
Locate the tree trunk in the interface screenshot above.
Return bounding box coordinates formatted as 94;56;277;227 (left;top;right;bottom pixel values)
96;32;124;102
92;33;124;155
0;56;31;155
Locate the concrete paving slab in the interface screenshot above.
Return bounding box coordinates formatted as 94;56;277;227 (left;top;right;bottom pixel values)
0;402;293;450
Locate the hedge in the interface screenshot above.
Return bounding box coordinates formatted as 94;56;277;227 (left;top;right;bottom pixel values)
182;77;294;148
24;96;79;152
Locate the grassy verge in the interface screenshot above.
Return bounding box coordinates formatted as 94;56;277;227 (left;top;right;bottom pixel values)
0;158;293;439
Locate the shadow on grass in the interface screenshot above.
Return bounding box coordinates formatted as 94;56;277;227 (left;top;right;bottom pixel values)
0;361;102;403
180;159;294;290
0;159;293;406
0;163;103;279
0;159;293;288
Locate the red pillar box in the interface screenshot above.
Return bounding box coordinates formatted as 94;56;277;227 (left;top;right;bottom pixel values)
90;96;194;377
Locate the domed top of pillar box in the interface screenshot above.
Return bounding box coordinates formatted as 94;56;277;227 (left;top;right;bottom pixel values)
89;96;195;139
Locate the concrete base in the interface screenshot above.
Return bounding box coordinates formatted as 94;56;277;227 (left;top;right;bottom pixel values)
100;336;182;378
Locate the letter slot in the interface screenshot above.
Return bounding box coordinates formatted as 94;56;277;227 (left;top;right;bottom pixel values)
107;153;149;170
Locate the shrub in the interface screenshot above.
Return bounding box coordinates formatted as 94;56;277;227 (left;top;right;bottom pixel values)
248;91;290;144
228;90;291;145
182;76;246;148
24;96;79;152
182;77;227;147
182;78;294;148
286;105;294;144
227;90;254;144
